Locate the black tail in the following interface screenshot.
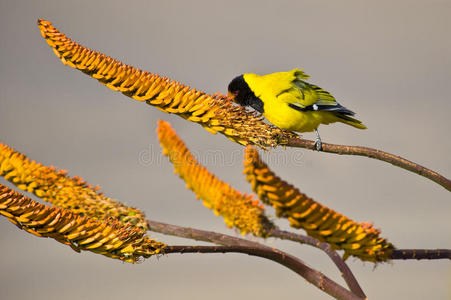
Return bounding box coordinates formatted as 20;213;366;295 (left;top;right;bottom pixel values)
318;103;355;116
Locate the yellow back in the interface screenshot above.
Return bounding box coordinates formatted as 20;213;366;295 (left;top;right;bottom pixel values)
243;69;306;99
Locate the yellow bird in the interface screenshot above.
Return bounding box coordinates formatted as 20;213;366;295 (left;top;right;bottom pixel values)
227;68;366;149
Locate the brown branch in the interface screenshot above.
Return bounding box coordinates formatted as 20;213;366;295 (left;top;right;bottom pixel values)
147;220;364;300
147;220;261;247
164;245;363;300
286;137;451;192
391;249;451;260
268;229;366;299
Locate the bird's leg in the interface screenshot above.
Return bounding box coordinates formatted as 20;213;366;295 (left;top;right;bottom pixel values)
314;129;322;151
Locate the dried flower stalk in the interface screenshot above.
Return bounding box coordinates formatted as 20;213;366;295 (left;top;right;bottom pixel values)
37;19;296;148
0;143;147;230
0;184;165;263
243;146;394;262
157;120;274;236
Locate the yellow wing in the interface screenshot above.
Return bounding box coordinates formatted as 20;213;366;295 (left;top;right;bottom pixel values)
276;70;356;116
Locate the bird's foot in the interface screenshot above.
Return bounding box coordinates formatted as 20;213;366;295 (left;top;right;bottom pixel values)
313;139;322;151
314;129;323;151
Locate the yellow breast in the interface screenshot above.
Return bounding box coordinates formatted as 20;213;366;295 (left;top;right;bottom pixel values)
262;101;324;133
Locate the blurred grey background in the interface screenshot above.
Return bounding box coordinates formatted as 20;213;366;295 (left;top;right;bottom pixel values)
0;0;450;299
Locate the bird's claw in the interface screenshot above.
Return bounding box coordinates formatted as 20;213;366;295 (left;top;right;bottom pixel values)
314;139;322;151
314;129;323;151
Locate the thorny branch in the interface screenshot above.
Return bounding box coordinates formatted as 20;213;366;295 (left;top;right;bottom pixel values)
148;220;451;299
268;229;366;299
164;245;363;300
285;137;451;192
266;230;451;298
391;249;451;260
148;220;364;300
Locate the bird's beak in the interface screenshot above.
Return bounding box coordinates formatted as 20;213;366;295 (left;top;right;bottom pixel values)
227;91;236;102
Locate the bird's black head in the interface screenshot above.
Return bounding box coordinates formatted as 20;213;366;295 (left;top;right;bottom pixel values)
227;74;264;113
227;75;252;107
228;75;263;113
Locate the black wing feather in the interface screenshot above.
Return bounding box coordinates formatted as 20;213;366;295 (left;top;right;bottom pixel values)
289;103;355;116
